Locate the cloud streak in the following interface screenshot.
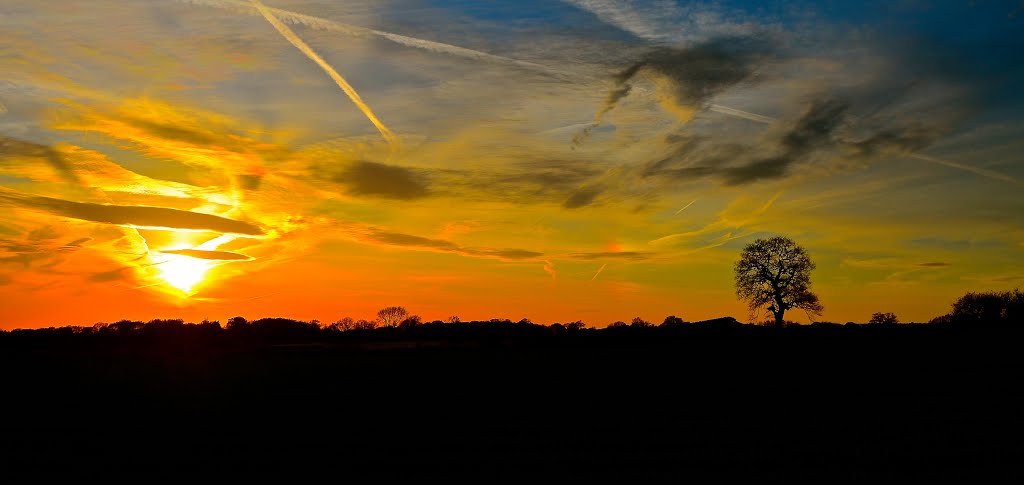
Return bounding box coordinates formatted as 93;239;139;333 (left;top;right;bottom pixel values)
0;136;81;185
351;226;543;261
0;191;265;236
569;251;653;261
324;161;428;200
159;248;254;261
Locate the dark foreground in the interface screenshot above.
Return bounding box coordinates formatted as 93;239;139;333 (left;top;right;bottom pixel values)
2;324;1022;482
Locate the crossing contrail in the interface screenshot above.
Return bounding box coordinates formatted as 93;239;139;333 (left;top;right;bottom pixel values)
591;263;607;281
182;0;572;80
248;0;398;147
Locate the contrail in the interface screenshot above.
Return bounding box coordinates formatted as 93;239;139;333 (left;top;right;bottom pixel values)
708;104;776;124
674;199;696;215
591;263;607;281
910;153;1020;185
182;0;572;80
247;0;398;147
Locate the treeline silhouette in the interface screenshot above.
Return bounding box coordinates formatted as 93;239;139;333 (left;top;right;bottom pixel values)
3;289;1020;348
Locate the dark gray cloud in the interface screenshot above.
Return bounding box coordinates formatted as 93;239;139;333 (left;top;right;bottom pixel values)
120;116;222;146
721;97;849;185
368;230;459;251
778;98;849;156
461;247;544;260
0;136;80;184
498;160;600;191
59;237;92;251
596;36;773;120
236;173;263;191
27;226;60;241
328;161;428;200
721;157;791;185
563;186;603;209
644;86;956;186
159;249;254;261
417;158;602;206
641;136;743;180
356;227;542;261
89;267;131;283
0;192;264;236
601;28;988;190
485;160;602;204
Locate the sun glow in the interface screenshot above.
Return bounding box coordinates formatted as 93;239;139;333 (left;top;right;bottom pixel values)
152;234;238;296
157;254;214;295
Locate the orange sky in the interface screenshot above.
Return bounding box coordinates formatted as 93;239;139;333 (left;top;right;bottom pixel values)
2;1;1023;329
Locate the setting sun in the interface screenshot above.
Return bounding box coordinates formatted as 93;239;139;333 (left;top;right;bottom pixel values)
155;254;213;295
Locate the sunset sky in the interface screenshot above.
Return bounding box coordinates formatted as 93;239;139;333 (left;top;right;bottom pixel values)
2;1;1023;328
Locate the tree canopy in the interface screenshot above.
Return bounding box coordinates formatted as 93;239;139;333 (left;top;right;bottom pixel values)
735;236;823;326
377;306;410;328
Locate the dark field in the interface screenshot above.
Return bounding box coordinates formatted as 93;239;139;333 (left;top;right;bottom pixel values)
2;323;1021;482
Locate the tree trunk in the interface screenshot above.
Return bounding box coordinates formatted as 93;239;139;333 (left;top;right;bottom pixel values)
774;309;785;327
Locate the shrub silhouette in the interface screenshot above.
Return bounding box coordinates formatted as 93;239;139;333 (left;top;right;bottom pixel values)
630;317;652;328
944;289;1022;326
869;312;899;325
661;315;686;327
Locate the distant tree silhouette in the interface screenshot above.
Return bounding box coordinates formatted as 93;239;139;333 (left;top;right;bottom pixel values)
565;321;586;330
945;289;1022;326
399;315;422;329
608;321;628;328
377;306;409;328
353;319;378;330
869;312;899;325
227;316;248;330
446;315;461;324
661;315;686;327
109;319;144;333
330;317;355;332
631;317;652;328
735;236;823;327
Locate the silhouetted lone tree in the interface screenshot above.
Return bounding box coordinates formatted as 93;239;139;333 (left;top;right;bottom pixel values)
735;236;823;327
377;306;409;328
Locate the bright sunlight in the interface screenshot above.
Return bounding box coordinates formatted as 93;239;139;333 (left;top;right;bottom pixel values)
156;254;214;295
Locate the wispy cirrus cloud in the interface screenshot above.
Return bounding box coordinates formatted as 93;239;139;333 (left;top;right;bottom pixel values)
562;0;760;44
568;251;653;261
348;225;543;261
